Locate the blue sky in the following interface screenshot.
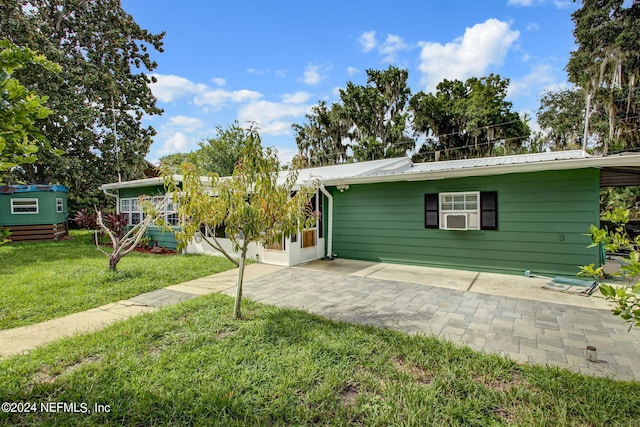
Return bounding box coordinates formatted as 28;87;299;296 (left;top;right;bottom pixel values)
120;0;580;164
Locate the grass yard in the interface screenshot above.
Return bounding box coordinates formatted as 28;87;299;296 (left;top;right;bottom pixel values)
0;231;236;329
0;294;638;426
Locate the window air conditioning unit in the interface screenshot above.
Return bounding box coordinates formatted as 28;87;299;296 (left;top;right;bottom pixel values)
444;214;467;230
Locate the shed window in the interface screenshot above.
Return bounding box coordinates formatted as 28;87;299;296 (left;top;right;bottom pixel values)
425;191;498;230
56;198;64;213
11;198;39;214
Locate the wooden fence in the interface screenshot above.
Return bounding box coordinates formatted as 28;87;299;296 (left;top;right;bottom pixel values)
4;223;68;242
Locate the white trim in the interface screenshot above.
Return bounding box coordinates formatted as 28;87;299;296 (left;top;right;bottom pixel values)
439;191;480;230
56;198;64;213
11;198;39;214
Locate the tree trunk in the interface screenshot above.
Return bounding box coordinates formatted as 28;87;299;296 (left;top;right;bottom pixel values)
108;255;120;271
233;245;248;319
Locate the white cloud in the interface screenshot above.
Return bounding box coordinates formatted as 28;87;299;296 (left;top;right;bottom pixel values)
508;0;536;5
150;74;207;102
281;91;312;104
301;64;327;85
194;88;263;109
508;64;558;99
358;31;410;62
347;66;360;76
158;132;194;156
238;100;310;136
167;115;203;132
553;0;571;8
272;146;299;164
507;0;571;8
247;68;268;75
380;34;410;63
212;77;226;86
418;19;519;91
526;22;540;31
358;31;377;52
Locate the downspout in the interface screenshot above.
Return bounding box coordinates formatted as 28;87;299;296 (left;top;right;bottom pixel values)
319;184;334;259
102;188;119;212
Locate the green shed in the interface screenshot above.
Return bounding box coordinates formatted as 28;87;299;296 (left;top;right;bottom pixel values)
0;184;69;242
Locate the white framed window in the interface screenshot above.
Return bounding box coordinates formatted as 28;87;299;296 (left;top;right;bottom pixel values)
119;196;180;226
439;192;479;230
119;198;130;214
165;200;180;227
56;198;64;213
119;197;143;225
11;198;39;214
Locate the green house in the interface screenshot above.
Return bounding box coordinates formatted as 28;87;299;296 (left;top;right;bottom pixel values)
100;178;180;250
0;184;69;241
100;150;640;276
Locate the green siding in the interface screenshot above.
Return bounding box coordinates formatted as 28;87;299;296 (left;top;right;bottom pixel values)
117;185;178;249
0;191;68;226
119;185;167;198
330;168;600;276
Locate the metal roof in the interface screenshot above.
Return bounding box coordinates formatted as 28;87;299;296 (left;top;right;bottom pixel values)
407;150;588;173
295;157;412;182
0;184;69;194
99;150;640;190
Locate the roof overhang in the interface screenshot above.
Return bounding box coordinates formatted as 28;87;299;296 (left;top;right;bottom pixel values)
100;152;640;191
314;153;640;187
99;176;170;191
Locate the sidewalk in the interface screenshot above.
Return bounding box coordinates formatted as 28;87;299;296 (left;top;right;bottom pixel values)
0;264;283;358
1;259;639;381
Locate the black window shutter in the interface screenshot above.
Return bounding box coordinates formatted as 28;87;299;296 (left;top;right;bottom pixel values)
424;193;439;228
480;191;498;230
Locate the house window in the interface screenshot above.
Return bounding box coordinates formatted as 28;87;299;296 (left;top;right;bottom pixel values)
119;197;143;225
265;236;285;251
56;198;64;213
440;192;480;230
165;201;179;227
425;191;498;230
199;223;226;238
11;198;38;214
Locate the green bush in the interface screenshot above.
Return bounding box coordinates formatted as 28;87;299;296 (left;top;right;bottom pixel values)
580;208;640;330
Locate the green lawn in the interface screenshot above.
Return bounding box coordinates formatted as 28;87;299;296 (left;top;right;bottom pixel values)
1;294;639;426
0;231;236;329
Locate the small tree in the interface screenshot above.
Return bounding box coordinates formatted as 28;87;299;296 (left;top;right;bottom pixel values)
580;208;640;330
162;127;318;319
95;197;170;271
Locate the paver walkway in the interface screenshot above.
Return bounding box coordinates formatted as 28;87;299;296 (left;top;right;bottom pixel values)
2;259;639;382
222;261;640;381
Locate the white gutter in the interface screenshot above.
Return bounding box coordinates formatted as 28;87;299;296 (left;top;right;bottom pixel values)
102;188;118;198
319;184;334;259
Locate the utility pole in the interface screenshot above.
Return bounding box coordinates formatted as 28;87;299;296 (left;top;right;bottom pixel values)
582;92;592;152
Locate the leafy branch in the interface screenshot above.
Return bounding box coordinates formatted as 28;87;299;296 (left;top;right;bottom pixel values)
580;208;640;330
